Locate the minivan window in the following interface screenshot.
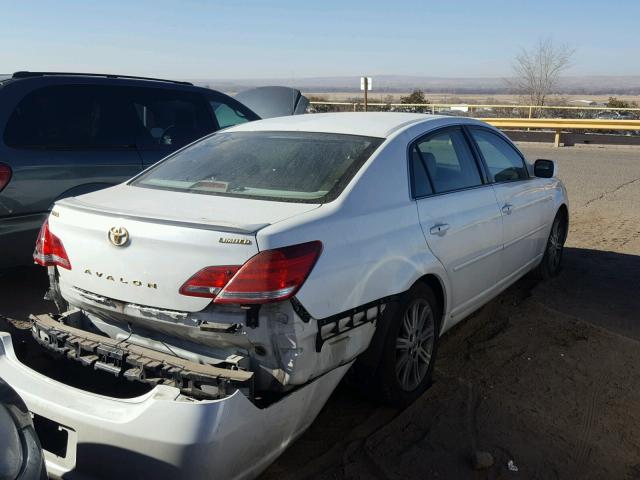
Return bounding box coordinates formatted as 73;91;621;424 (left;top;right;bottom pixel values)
133;131;383;203
210;100;252;129
132;88;213;149
414;128;482;194
4;85;137;149
471;129;528;182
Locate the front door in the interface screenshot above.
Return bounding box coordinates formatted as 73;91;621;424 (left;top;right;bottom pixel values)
468;127;553;284
412;127;503;324
130;87;216;167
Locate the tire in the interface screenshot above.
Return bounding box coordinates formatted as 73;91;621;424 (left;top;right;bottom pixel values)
376;283;441;407
532;211;568;280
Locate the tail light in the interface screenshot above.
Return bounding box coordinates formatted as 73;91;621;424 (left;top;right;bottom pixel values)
179;266;240;298
33;219;72;270
0;164;11;193
179;241;322;304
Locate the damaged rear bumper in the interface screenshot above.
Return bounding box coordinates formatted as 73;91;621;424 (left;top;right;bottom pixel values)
0;332;351;479
31;313;252;400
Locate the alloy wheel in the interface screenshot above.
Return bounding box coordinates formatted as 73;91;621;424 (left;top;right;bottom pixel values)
548;218;565;270
395;298;435;391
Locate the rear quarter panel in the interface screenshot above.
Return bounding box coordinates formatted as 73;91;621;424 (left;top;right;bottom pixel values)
256;135;450;320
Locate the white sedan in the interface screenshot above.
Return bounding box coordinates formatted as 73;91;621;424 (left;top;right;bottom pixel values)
3;113;568;479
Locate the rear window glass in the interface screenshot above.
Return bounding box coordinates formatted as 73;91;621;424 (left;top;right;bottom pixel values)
132;131;383;203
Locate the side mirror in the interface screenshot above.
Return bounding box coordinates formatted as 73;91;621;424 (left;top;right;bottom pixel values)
534;159;556;178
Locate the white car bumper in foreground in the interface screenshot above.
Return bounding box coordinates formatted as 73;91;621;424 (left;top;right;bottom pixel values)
0;333;350;479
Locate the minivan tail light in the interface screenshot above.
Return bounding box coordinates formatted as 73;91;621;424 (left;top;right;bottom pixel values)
179;241;322;304
0;164;11;193
33;220;72;270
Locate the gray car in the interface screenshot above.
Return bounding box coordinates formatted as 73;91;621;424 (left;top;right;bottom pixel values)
0;72;308;268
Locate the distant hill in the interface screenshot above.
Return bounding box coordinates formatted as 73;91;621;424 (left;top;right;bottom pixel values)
189;75;640;95
2;73;637;95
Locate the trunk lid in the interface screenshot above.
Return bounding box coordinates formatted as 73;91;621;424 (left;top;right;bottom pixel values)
51;184;319;312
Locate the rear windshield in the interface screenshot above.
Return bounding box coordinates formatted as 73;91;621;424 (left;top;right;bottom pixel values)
132;131;383;203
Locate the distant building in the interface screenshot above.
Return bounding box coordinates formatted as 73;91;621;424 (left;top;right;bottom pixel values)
568;99;597;106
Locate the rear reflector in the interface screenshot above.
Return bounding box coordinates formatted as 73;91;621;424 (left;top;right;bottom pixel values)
33;219;72;270
0;163;11;193
179;241;322;304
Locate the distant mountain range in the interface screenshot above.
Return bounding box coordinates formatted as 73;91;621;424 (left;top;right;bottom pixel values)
189;75;640;95
2;73;638;95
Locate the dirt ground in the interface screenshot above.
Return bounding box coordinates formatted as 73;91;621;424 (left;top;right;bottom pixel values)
1;144;639;479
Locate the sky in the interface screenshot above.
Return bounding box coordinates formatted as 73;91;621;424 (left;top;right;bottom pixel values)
1;0;639;80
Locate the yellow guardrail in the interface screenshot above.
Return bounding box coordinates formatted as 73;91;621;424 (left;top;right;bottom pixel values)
309;101;640;114
308;102;640;146
481;118;640;147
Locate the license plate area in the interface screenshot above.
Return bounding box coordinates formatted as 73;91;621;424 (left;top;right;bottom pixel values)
33;414;71;458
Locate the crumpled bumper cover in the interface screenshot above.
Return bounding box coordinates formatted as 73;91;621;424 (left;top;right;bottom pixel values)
0;333;350;479
30;313;252;400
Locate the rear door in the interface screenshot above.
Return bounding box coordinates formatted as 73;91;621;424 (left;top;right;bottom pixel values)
2;84;143;215
468;127;553;284
412;127;503;322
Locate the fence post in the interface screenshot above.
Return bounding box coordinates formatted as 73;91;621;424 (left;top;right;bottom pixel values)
528;106;533;119
353;103;357;112
554;129;562;148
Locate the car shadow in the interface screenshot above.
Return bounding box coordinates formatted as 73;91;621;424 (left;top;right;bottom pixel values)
533;246;640;341
263;246;640;478
0;266;53;319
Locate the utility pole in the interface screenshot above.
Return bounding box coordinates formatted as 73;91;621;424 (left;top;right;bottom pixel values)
360;76;372;112
364;76;368;112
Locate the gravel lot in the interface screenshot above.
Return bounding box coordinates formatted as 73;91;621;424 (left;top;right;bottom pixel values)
1;144;639;480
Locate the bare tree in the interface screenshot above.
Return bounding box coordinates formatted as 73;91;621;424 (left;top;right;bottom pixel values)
508;38;574;107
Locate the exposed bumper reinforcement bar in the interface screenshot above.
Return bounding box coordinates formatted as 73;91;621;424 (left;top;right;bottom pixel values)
30;313;253;400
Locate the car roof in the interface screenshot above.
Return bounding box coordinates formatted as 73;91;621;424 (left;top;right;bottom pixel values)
2;71;215;95
10;71;194;86
226;112;459;138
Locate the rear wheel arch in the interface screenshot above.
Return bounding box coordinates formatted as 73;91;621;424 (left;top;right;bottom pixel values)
351;271;447;382
415;274;446;334
52;182;117;206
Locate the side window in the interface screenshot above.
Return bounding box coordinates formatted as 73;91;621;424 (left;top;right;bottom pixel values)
413;128;482;194
471;129;528;182
4;85;136;149
410;146;433;197
210;100;251;129
130;88;214;149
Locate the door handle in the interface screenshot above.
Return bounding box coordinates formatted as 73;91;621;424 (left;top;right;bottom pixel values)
429;223;449;236
502;203;514;215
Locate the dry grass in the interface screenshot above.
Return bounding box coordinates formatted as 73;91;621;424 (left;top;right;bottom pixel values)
306;92;640;105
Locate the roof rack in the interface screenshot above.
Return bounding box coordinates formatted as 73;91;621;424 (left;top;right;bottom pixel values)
12;71;193;86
